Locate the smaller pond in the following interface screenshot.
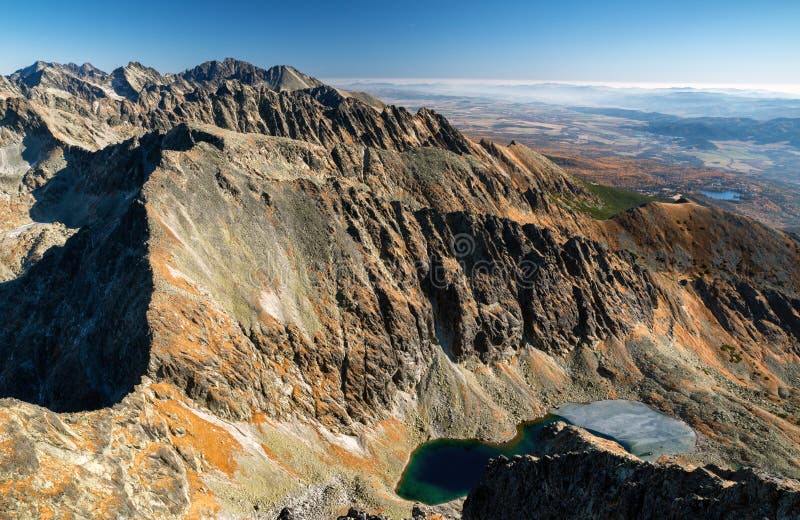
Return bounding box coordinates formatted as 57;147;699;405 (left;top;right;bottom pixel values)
396;400;695;505
700;189;742;201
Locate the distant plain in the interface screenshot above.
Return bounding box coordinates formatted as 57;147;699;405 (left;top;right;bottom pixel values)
332;79;800;231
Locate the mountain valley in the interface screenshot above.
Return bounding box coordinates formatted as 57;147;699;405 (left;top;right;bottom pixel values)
0;59;799;519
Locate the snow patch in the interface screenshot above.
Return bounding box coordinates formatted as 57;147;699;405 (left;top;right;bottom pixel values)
5;222;41;238
553;399;696;460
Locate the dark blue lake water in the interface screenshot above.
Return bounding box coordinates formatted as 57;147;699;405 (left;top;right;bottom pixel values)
395;416;562;504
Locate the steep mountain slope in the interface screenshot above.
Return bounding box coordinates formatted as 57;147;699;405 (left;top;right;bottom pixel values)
0;60;798;519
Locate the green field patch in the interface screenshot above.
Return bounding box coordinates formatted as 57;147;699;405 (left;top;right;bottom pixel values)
571;180;654;220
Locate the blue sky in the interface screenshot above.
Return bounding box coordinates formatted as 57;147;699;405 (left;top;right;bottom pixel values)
2;0;799;82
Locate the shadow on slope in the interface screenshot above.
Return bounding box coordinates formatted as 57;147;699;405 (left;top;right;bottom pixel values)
0;134;162;412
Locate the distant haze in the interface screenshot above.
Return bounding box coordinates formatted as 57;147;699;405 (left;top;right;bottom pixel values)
329;78;800;120
1;0;799;83
327;79;800;99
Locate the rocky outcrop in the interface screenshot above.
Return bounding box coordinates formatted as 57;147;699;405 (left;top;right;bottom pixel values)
177;60;324;92
610;200;800;359
133;83;472;155
0;391;192;519
328;504;430;520
110;61;168;101
463;423;800;520
9;61;108;101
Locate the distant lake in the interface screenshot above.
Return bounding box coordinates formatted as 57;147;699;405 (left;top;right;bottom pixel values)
701;189;742;201
396;400;695;505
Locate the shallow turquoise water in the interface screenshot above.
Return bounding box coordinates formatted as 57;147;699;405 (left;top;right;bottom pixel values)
396;400;696;505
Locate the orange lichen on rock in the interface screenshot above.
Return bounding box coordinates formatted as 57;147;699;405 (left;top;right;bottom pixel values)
184;470;222;519
152;389;240;476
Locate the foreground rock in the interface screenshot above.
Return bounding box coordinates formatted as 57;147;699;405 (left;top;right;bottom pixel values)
272;504;431;520
463;423;800;520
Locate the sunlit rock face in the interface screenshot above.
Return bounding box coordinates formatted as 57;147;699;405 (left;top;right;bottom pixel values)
0;59;798;518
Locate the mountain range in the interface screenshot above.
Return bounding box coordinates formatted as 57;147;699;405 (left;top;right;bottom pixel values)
0;59;798;519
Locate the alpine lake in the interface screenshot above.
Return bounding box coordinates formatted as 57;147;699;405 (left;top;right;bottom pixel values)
395;399;697;505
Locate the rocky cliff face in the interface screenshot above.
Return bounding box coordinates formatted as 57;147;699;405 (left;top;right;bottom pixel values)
463;423;800;520
0;59;798;519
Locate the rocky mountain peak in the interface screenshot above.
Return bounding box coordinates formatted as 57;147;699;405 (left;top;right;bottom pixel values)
10;60;106;84
10;60;59;79
263;64;325;91
70;62;105;78
176;58;324;92
110;61;167;100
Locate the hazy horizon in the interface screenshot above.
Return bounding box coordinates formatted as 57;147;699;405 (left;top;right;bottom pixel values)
327;78;800;98
2;0;799;84
7;57;800;99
